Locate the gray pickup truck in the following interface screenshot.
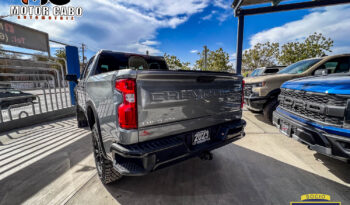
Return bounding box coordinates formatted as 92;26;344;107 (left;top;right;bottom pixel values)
66;50;246;184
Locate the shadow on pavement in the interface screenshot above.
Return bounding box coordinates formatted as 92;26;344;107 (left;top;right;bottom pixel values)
252;113;272;125
99;144;350;205
0;133;92;205
249;111;350;185
314;153;350;184
76;165;96;173
0;117;77;142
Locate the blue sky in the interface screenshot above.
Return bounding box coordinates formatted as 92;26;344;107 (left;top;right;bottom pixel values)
1;0;350;67
155;3;310;65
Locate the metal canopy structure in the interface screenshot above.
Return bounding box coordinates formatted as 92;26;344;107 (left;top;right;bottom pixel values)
232;0;350;74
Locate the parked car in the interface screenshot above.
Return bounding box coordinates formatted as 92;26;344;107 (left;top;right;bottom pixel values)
244;54;350;122
273;74;350;162
66;50;246;184
248;66;285;77
0;89;36;108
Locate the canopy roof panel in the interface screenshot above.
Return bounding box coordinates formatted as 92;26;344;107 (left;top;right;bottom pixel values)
233;0;287;7
232;0;350;16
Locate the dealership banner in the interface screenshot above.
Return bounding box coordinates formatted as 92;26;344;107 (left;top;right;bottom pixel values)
0;19;49;52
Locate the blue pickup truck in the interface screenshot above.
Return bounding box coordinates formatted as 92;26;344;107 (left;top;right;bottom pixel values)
273;74;350;161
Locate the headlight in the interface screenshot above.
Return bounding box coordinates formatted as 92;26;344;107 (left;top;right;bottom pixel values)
252;87;259;94
252;82;265;88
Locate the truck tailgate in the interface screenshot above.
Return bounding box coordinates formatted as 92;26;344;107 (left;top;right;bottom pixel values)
136;70;243;142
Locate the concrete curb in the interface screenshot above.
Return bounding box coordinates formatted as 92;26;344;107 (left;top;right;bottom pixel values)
0;106;76;133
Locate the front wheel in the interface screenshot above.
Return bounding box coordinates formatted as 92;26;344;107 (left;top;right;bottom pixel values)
263;99;278;123
92;124;122;184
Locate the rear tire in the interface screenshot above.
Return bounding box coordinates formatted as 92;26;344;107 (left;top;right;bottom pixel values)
263;99;278;123
92;124;122;184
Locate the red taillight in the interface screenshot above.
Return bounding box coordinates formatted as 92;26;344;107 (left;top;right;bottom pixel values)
116;79;137;129
241;80;245;109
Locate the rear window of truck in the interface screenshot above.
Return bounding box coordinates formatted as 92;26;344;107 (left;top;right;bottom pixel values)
95;53;168;74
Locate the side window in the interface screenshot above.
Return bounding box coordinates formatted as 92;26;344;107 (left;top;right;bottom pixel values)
334;57;350;73
82;57;95;79
315;57;350;75
264;68;279;74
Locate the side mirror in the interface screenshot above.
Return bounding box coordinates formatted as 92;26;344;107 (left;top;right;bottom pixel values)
314;69;328;76
65;74;78;84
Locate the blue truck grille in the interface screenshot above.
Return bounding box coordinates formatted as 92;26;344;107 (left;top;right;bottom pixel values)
279;88;346;126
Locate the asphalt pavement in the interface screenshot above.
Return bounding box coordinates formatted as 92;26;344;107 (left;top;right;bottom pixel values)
0;111;349;205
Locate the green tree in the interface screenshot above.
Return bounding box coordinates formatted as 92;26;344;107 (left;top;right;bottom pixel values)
278;32;333;65
34;52;49;61
242;42;280;71
55;48;66;59
33;49;67;74
195;47;233;72
164;53;190;70
54;48;67;74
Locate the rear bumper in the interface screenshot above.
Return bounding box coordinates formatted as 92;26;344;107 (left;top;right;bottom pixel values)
110;119;246;176
273;108;350;161
244;96;268;111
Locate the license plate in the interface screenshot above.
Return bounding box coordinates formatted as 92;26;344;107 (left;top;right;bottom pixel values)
280;122;289;136
192;129;210;145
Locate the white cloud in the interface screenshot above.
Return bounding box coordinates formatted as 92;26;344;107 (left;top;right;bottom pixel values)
202;13;213;21
0;0;210;55
229;53;237;70
213;0;231;9
190;49;198;53
141;40;160;46
216;11;231;23
230;52;237;60
202;10;217;21
332;46;350;54
200;0;232;23
126;42;161;55
116;0;209;17
49;42;66;48
249;5;350;55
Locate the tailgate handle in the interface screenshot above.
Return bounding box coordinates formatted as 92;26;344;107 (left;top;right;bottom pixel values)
197;76;216;83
